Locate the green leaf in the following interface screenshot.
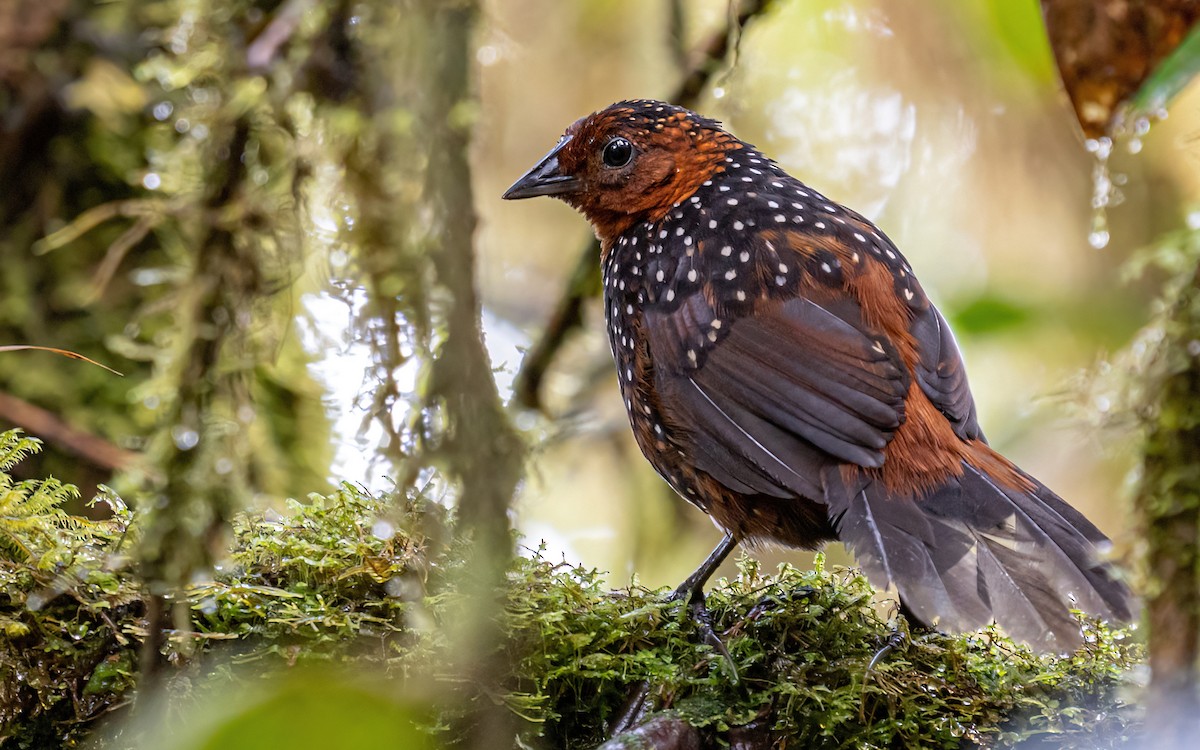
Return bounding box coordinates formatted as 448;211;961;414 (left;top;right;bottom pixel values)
1128;23;1200;116
141;669;435;750
948;294;1034;336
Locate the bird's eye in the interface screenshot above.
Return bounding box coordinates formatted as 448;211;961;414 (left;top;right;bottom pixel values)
602;137;634;168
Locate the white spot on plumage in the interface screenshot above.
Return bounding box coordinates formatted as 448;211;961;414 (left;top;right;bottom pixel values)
904;287;915;301
687;269;697;282
736;290;746;301
687;349;697;365
733;221;744;231
815;221;826;229
666;289;675;301
725;269;737;280
775;214;786;223
739;251;749;262
656;269;664;282
721;246;732;256
709;219;718;229
727;198;738;206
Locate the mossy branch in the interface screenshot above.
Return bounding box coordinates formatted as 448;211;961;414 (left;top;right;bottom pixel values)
0;429;1143;749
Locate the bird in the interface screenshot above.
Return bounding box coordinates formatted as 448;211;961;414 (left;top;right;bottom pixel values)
502;99;1133;650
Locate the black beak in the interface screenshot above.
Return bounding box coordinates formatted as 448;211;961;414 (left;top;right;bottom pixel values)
502;136;581;200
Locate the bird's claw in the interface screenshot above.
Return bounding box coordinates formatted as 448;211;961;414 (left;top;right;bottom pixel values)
682;590;739;683
867;627;908;673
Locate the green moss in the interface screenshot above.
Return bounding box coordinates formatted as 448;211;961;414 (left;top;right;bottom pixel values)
0;430;1143;748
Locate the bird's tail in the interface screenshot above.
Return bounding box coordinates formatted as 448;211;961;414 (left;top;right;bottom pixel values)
826;441;1134;650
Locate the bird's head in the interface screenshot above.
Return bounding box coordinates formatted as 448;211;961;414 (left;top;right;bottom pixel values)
503;99;741;245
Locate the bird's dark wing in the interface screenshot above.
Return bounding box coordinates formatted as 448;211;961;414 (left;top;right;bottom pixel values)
908;292;983;441
644;292;910;500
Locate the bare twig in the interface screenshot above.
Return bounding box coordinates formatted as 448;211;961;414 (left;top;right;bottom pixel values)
0;345;123;375
0;392;136;471
511;0;774;411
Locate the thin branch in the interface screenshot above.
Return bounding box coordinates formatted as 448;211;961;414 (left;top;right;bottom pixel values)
0;345;123;375
511;0;774;411
0;392;136;472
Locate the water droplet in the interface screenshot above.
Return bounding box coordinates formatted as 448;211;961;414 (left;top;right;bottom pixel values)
152;101;173;121
476;45;500;66
1087;141;1116;249
142;173;161;190
215;457;234;475
371;519;395;540
171;426;200;450
712;87;725;99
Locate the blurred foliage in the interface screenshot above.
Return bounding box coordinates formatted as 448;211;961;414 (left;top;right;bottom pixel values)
1127;19;1200;117
1124;225;1200;737
0;0;331;501
0;431;1143;748
1042;0;1199;138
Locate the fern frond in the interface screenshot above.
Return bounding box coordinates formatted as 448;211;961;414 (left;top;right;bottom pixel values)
0;430;42;473
0;432;83;562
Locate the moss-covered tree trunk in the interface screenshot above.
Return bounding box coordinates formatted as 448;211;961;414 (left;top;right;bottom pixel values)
1136;237;1200;741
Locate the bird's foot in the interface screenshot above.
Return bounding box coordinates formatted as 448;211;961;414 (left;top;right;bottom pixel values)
867;626;908;673
666;584;740;682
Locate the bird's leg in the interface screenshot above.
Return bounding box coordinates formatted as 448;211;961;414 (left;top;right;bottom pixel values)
869;600;923;672
670;532;739;603
669;533;740;680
